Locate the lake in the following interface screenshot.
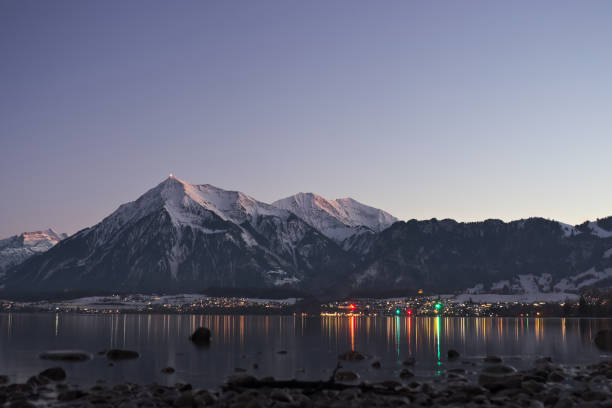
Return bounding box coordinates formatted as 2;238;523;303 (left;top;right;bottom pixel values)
1;314;611;389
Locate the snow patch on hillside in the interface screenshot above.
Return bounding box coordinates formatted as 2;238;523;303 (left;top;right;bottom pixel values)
554;268;612;292
558;222;580;237
587;221;612;238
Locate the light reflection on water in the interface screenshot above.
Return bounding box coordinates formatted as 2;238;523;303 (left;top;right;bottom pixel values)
1;313;610;389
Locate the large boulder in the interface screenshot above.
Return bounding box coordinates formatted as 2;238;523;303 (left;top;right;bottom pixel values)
190;327;212;345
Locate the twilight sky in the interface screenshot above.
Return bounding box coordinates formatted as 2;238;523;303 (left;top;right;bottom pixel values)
1;1;612;238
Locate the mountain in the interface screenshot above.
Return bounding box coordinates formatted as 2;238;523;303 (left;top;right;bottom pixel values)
351;217;612;294
5;176;612;297
0;229;67;276
272;192;397;252
2;176;353;295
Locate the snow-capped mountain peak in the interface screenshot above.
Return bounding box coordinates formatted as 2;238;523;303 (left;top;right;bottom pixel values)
3;176;353;293
271;192;397;242
0;229;67;274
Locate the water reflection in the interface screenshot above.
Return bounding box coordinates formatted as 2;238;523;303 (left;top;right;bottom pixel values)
0;314;611;388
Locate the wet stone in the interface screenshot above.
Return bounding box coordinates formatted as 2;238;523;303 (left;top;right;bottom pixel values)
448;349;461;360
335;370;359;382
57;389;88;401
402;357;416;366
39;350;92;362
399;369;414;379
338;350;367;361
39;367;66;381
484;355;503;364
106;349;140;360
189;327;212;345
270;389;293;403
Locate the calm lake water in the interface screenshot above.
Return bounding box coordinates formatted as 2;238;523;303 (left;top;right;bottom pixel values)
1;314;611;389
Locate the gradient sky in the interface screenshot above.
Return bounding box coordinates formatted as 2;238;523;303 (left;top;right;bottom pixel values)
2;1;612;238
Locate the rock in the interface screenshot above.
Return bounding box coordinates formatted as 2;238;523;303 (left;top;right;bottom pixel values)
536;356;552;364
174;391;195;407
106;349;139;360
270;389;293;403
194;390;216;405
7;401;36;408
161;367;175;374
252;363;259;369
484;355;503;363
594;330;612;351
448;349;460;360
335;370;359;381
338;350;366;361
553;397;575;408
26;375;49;386
399;369;414;379
189;327;212;345
39;367;66;381
39;350;92;362
227;374;258;387
376;380;402;390
402;357;416;366
0;375;8;384
478;365;520;391
178;383;192;392
548;371;565;382
57;390;88;401
277;350;287;355
371;361;381;369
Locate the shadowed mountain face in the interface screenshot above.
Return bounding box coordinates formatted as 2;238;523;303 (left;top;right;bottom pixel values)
352;218;612;293
3;177;354;295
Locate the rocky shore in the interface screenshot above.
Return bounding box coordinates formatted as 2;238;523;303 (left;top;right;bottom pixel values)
2;357;612;407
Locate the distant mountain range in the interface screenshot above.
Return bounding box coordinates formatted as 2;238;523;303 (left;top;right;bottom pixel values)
0;229;67;277
2;176;612;297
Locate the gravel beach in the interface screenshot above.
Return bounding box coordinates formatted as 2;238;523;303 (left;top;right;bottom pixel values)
3;358;612;407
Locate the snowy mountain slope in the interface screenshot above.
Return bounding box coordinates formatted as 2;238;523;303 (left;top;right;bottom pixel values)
271;192;397;250
0;229;67;275
3;177;353;294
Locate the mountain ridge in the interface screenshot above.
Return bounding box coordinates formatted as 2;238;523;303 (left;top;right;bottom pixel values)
3;176;612;297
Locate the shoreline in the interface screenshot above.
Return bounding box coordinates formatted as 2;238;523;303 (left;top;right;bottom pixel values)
3;359;612;407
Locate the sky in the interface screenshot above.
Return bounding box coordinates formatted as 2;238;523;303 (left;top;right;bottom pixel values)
1;1;612;238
